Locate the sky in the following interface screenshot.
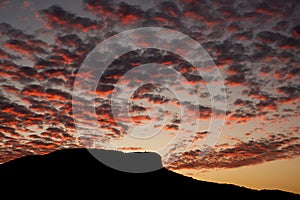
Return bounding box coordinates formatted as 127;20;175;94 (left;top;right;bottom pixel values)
0;0;299;194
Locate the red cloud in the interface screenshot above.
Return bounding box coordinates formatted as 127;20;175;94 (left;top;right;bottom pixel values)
116;115;151;124
292;25;300;38
84;0;117;18
4;39;46;56
164;124;179;131
1;85;19;94
227;112;267;124
44;88;71;101
118;147;144;151
167;135;300;170
184;11;204;21
120;14;140;25
92;84;115;98
22;85;45;98
37;5;102;32
1;105;32;117
55;34;84;48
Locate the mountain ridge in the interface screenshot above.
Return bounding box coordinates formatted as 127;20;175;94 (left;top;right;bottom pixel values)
0;148;299;198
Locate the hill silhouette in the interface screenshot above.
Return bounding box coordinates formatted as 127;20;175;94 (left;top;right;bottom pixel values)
0;148;299;199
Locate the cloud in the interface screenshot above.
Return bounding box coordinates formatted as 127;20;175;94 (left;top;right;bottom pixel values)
231;31;253;41
34;59;57;70
40;127;73;141
83;0;118;18
227;112;267;124
117;146;144;151
156;1;181;18
233;99;253;107
292;24;300;38
130;104;147;113
164;124;179;131
226;64;249;75
1;85;20;94
21;85;45;97
0;48;19;60
0;0;9;9
226;74;246;86
167;135;300;170
37;5;102;32
118;2;144;25
256;31;285;44
256;98;277;111
277;85;300;103
44;88;71;101
247;88;269;101
55;34;84;48
276;37;300;50
0;102;33;117
0;23;34;40
0;0;299;169
94;84;115;97
0;126;18;137
42;68;70;81
50;46;82;65
4;39;47;56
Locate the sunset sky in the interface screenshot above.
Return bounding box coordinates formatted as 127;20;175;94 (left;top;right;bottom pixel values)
0;0;299;194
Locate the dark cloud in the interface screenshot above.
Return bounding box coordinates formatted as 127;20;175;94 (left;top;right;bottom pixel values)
226;74;245;86
4;39;47;56
233;98;253;108
37;5;102;32
182;102;212;119
292;24;300;38
0;48;19;60
157;1;181;18
0;102;34;118
256;31;284;44
130;105;147;113
118;146;144;151
50;46;82;65
34;59;57;70
276;37;300;50
83;0;118;18
118;2;144;25
231;31;253;41
168;135;300;170
164;124;179;131
0;126;18;137
21;84;45;98
42;68;70;81
1;85;19;94
44;88;71;101
277;85;300;96
256;97;277;111
277;85;300;103
247;88;268;101
95;84;115;97
0;23;34;40
250;43;276;62
55;34;84;48
227;64;249;75
41;127;72;140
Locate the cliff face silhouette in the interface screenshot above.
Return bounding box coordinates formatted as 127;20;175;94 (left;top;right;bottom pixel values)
0;148;299;199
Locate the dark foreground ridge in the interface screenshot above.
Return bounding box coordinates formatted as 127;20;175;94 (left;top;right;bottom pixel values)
0;148;299;198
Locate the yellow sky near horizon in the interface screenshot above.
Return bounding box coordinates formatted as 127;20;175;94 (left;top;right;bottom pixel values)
176;156;300;194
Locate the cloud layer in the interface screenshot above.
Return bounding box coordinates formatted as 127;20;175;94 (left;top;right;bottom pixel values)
0;0;299;169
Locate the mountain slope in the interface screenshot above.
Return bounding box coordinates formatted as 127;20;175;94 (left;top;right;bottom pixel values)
0;148;299;199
